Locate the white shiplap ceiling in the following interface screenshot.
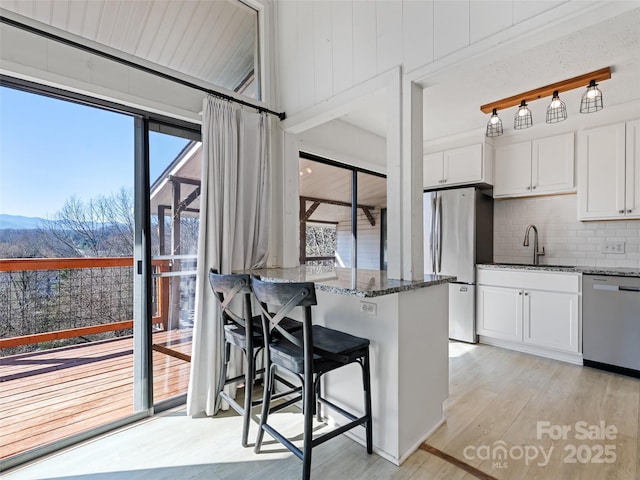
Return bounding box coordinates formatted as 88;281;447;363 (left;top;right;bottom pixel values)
340;7;640;143
0;0;258;94
298;157;387;223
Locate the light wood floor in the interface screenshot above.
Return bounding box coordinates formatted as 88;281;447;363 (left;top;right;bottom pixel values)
2;342;639;479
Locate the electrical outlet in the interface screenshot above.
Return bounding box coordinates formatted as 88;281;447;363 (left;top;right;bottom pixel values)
603;241;625;254
360;301;377;316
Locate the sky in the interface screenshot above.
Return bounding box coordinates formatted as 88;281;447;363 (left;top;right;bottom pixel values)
0;86;190;218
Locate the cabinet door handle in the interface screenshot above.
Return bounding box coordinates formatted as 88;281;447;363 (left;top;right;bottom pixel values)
519;291;523;295
532;185;537;189
628;209;633;213
524;292;529;296
443;179;447;183
527;186;531;190
619;210;625;214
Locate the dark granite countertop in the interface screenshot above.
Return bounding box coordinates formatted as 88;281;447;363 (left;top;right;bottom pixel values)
477;263;640;278
250;266;455;297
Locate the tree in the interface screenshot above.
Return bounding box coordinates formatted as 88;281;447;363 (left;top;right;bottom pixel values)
1;187;202;354
39;187;135;257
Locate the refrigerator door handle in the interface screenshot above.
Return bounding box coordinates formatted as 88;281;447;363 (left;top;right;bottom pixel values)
430;196;437;273
437;195;443;273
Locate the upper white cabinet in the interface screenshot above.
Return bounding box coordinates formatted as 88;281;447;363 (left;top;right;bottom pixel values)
494;132;575;197
578;120;640;220
494;141;532;196
423;152;445;188
532;133;576;194
423;143;493;189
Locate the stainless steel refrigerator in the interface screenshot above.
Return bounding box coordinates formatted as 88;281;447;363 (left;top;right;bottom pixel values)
424;187;493;343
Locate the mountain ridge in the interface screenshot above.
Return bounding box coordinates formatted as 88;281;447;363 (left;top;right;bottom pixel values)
0;214;51;230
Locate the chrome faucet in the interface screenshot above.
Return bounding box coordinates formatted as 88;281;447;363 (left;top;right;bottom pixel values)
523;224;545;265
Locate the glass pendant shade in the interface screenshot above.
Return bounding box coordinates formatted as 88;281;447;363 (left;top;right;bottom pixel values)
580;79;603;113
486;108;503;137
514;100;533;129
546;90;567;123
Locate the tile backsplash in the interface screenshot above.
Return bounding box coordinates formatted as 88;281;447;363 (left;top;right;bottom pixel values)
494;194;640;268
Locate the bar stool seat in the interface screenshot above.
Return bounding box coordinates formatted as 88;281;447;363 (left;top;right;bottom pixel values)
208;270;301;448
270;325;368;373
251;276;373;480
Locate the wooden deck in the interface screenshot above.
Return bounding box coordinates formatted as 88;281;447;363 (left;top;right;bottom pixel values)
0;329;192;461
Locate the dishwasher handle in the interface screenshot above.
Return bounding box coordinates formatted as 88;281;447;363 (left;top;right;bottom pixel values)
619;286;640;292
593;284;640;292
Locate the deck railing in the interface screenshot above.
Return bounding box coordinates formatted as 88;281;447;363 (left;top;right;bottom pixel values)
0;257;170;352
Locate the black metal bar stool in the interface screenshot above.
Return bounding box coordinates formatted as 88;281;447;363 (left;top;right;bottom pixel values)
208;270;301;447
251;276;373;480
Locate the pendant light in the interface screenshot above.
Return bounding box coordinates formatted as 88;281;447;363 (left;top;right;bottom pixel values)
485;108;503;137
580;79;603;113
480;67;611;133
546;90;567;123
514;100;533;129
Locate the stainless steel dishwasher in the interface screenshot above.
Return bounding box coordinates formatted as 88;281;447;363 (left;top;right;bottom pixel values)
583;275;640;377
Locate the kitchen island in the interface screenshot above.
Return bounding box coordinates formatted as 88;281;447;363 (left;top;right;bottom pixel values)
251;266;455;465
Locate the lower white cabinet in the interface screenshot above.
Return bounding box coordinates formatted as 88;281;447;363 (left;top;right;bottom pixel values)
477;285;522;342
524;290;579;353
476;268;581;362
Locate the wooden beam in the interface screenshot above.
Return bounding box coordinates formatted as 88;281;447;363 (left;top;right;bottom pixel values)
305;220;338;225
361;207;375;226
299;197;307;265
177;186;201;214
301;201;321;221
169;175;201;186
480;67;611;113
300;196;376;211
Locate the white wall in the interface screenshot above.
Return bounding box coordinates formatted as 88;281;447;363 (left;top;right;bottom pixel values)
494;194;640;268
336;209;383;269
297;118;386;173
274;0;571;117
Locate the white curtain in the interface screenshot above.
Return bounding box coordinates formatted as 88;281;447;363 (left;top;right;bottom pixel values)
186;95;271;416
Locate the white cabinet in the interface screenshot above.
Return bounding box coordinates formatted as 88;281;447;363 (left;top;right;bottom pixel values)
578;120;640;220
532;133;575;194
424;143;492;189
477;285;522;342
424;152;444;188
494;141;531;196
476;268;582;361
524;290;579;353
494;133;574;197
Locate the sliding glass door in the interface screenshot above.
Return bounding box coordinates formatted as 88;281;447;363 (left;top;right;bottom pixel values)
0;85;143;463
148;123;202;407
0;82;201;467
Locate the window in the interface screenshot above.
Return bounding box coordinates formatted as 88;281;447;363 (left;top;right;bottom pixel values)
298;153;387;270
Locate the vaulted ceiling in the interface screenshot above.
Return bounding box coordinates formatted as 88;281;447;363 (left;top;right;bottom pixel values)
0;0;258;94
